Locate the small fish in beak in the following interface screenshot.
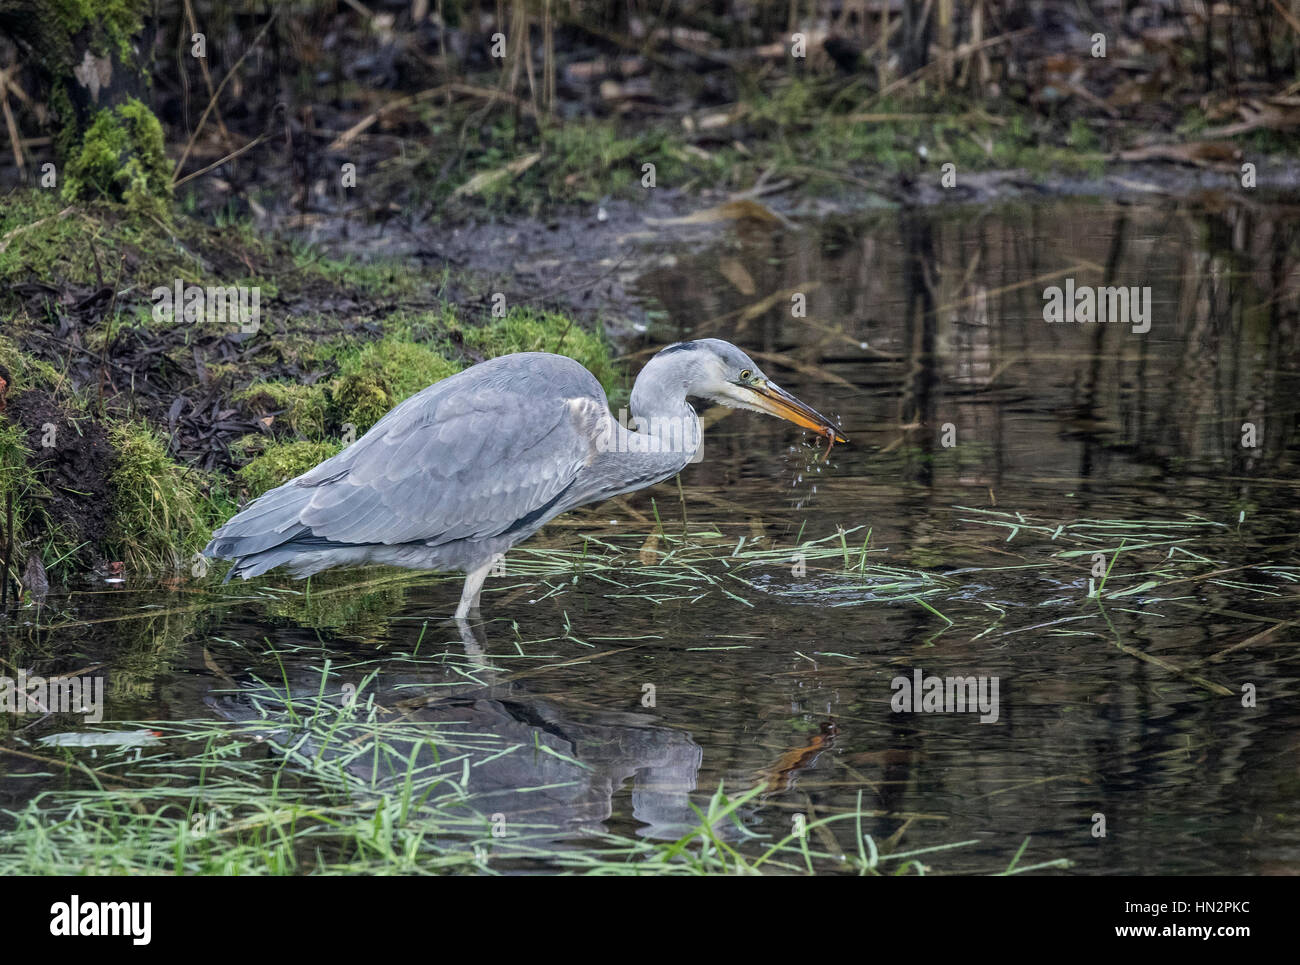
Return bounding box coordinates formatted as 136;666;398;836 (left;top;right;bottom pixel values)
739;379;847;460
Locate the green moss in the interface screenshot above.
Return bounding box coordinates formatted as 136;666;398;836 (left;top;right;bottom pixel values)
106;422;210;572
62;98;172;211
48;84;79;164
331;339;462;433
50;0;147;64
0;335;65;397
530;123;691;204
309;307;617;436
0;192;88;295
235;438;343;498
234;381;330;440
461;307;616;395
0;190;258;329
292;248;432;299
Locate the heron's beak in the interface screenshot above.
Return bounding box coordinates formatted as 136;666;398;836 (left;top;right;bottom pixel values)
737;380;848;443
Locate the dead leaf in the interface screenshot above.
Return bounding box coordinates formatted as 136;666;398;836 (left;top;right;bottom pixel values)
645;199;792;229
450;152;542;200
754;721;838;792
718;257;756;295
203;648;238;686
639;531;660;566
1117;141;1243;168
1200;100;1300;139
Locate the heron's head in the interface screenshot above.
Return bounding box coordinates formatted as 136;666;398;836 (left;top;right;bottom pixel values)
646;338;847;443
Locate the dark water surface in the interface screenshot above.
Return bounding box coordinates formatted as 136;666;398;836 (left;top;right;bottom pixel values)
6;198;1300;874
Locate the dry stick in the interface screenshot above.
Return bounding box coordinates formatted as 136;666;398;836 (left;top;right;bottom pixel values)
877;0;889;92
937;0;954;89
519;0;540;120
503;0;525;116
1271;0;1300;36
329;85;452;150
327;83;539;152
1196;618;1299;666
985;741;1210;801
746;349;857;390
436;0;450;111
172;131;271;189
342;0;376;19
0;744;155;786
172;10;279;184
182;0;232;147
1095;599;1234;697
1;489;11;610
543;0;555;116
1113;638;1233;697
934;262;1103;314
0;64;31;108
957;0;978;88
0;69;25;175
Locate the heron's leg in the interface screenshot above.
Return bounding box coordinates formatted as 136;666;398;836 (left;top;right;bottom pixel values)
454;560;493;621
455;615;487;662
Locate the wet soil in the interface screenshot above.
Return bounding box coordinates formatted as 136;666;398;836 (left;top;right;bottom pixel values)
5;389;114;554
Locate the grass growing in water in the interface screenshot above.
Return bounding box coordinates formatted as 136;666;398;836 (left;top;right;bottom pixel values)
0;666;1063;875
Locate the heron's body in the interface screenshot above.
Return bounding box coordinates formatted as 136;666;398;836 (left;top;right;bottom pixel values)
205;340;845;619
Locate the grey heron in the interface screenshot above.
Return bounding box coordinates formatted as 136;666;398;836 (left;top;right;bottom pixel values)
204;338;847;619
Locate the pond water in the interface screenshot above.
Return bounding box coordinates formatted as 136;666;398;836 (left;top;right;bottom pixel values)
5;197;1299;874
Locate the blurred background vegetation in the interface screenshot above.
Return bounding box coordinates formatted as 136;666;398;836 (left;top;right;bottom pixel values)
0;0;1297;214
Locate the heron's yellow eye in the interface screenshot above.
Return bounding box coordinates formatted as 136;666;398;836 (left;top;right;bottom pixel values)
740;369;752;381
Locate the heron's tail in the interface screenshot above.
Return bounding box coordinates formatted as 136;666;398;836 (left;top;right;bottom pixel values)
204;481;315;582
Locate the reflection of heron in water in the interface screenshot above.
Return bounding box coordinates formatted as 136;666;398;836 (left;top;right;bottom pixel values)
208;650;707;842
204;339;846;618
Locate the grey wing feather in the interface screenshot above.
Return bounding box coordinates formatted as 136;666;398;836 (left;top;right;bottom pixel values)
206;354;605;563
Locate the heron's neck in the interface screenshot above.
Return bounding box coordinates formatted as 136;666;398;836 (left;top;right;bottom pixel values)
613;396;700;468
600;361;702;480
